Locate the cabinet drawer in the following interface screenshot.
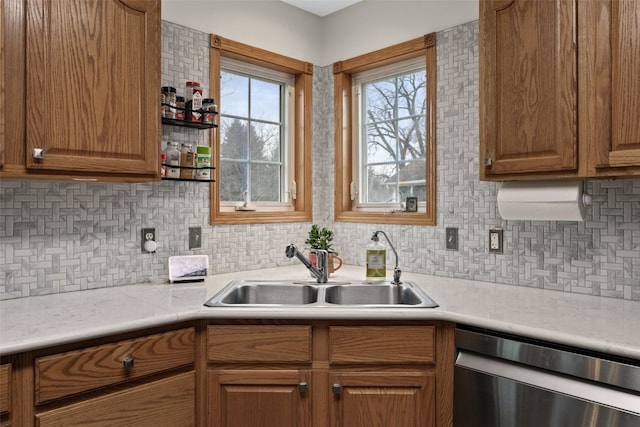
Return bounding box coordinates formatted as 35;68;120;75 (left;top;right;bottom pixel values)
329;326;434;364
0;363;10;415
36;371;195;427
35;327;195;404
208;325;311;363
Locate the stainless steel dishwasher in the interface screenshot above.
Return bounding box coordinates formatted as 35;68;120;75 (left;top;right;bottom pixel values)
454;327;640;427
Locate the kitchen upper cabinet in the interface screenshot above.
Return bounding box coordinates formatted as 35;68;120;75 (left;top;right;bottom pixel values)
581;0;640;176
480;0;640;180
0;0;160;181
479;0;578;179
0;0;4;171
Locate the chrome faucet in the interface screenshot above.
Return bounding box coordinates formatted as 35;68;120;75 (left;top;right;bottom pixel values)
371;231;402;285
285;243;329;283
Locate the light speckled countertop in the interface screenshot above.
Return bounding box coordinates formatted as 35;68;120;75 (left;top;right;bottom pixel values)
1;265;639;359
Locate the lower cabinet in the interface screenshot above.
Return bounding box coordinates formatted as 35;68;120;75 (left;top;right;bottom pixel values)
36;372;196;427
0;363;10;427
26;326;196;426
208;369;311;427
329;371;435;427
207;322;454;427
1;321;454;426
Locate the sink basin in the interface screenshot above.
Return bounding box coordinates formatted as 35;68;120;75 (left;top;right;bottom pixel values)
204;280;438;308
324;283;438;307
206;281;319;306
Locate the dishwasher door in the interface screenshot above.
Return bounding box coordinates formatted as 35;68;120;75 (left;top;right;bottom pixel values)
454;328;640;427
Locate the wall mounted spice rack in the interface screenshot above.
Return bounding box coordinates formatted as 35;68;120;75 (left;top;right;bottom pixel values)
161;164;215;183
161;117;217;130
161;103;218;129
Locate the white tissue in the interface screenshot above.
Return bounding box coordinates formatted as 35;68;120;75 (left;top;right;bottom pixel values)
497;180;589;221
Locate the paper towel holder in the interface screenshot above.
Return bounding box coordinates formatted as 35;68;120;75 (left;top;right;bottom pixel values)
497;180;592;221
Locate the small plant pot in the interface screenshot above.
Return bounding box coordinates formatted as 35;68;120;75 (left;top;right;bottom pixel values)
308;251;343;276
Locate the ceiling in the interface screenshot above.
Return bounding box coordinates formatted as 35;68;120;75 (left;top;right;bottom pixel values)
280;0;362;17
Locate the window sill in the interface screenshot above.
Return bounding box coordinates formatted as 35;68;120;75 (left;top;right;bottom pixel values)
335;210;435;226
211;210;311;225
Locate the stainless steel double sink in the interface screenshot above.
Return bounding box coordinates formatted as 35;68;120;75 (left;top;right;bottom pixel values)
204;280;439;308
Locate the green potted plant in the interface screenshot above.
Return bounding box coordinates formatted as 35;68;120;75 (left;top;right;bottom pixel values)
305;224;342;275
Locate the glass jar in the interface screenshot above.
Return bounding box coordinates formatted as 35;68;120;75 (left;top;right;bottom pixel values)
202;98;217;125
179;143;196;179
175;96;185;120
161;86;177;119
164;141;181;178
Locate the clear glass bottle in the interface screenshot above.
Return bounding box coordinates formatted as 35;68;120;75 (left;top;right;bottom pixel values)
164;141;180;178
366;236;386;281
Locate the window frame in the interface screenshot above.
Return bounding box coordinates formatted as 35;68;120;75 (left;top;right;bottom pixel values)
210;35;313;224
333;34;437;225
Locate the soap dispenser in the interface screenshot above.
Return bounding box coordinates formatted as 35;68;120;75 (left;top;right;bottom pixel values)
366;233;386;281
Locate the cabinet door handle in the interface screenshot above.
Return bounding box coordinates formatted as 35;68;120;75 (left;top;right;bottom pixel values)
33;148;45;159
122;356;135;369
484;157;493;167
332;384;342;396
298;382;308;394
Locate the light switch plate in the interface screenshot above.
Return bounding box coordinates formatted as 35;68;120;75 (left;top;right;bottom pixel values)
489;229;503;254
445;227;458;251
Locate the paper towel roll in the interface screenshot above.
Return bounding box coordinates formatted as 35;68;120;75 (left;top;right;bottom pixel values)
497;180;589;221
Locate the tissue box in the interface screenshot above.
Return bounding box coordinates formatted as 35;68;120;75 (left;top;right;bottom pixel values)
168;255;209;283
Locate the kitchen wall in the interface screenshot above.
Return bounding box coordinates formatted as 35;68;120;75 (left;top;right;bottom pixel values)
1;19;639;301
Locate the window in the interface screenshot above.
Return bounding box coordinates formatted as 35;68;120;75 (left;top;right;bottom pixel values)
334;34;436;225
210;35;313;224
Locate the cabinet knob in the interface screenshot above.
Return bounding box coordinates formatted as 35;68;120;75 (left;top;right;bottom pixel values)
33;148;45;159
484;157;493;167
122;356;135;369
332;384;342;396
298;382;308;394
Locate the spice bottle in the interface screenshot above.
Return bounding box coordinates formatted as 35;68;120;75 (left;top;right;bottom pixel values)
179;143;196;179
175;96;185;120
160;153;167;177
164;142;181;178
161;86;177;119
202;98;217;125
185;81;203;122
196;146;212;180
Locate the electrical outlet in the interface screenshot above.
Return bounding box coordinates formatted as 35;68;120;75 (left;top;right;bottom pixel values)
489;229;503;254
445;227;458;251
189;227;202;249
141;228;157;253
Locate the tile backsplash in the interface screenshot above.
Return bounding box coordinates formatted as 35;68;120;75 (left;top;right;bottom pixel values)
1;20;639;300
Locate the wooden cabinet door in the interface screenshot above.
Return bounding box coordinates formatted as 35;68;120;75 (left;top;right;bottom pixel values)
329;371;435;427
36;372;195;427
0;0;5;170
480;0;577;178
582;0;640;174
208;369;311;427
25;0;160;177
